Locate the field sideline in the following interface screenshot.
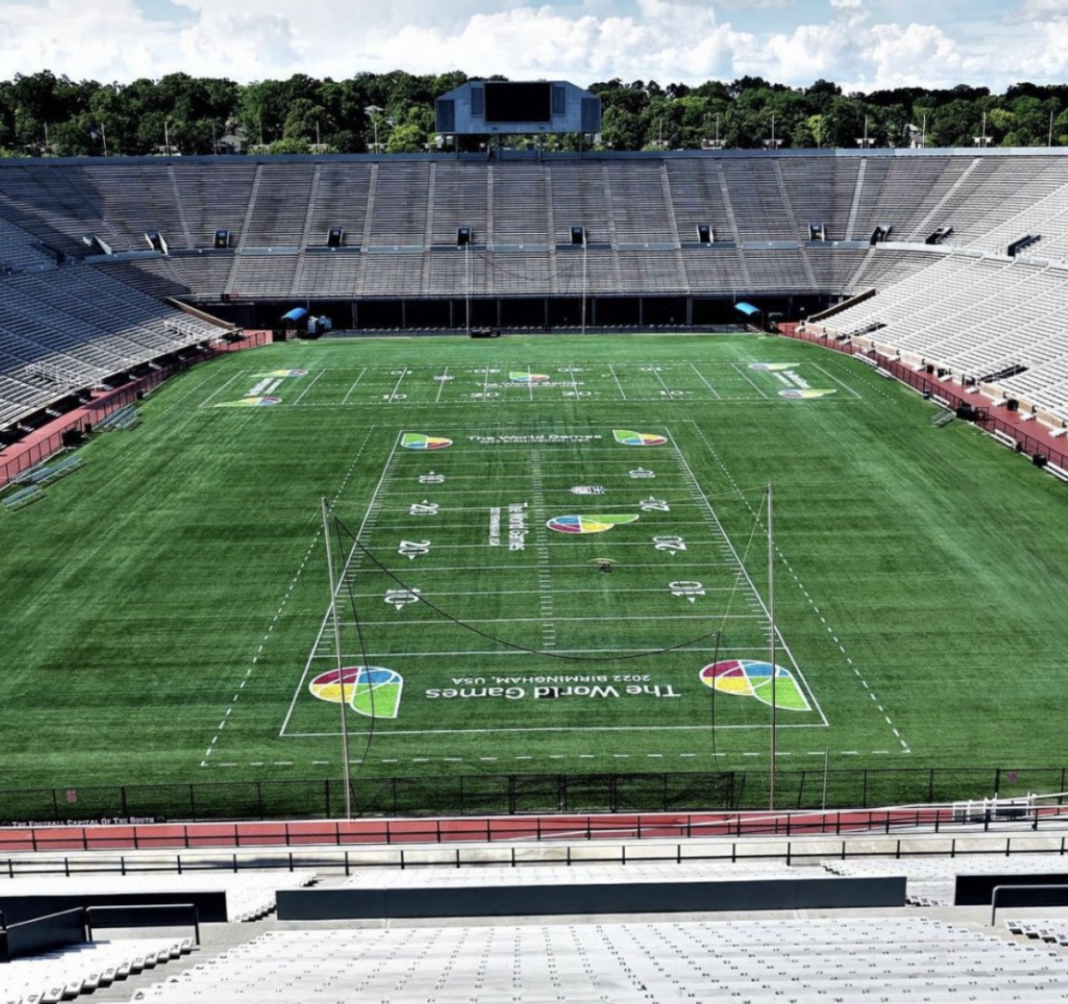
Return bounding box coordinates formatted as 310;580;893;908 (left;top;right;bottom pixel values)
2;333;1066;806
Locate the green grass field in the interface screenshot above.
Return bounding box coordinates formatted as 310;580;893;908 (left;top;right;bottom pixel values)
4;333;1068;814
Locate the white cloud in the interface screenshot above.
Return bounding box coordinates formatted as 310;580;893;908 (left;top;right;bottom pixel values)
0;0;1060;93
1010;0;1068;22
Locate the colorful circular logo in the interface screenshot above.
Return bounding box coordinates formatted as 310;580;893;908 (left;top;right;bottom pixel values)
699;659;810;711
402;434;453;450
309;666;404;719
547;514;639;534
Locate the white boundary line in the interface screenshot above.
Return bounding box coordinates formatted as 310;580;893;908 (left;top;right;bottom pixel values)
283;422;823;741
666;427;830;728
811;361;864;399
279;429;406;737
198;369;247;408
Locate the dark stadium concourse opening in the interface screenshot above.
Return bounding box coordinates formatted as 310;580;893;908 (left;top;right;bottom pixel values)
407;299;452;328
500;298;548;328
547;297;584;328
642;297;688;327
359;300;405;329
596;298;641;327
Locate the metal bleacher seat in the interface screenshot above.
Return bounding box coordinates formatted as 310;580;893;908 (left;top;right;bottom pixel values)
0;936;192;1003
128;917;1068;1003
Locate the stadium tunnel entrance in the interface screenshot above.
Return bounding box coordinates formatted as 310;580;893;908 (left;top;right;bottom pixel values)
210;294;833;334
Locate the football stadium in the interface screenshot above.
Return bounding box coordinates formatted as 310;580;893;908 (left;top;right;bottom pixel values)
7;73;1068;1001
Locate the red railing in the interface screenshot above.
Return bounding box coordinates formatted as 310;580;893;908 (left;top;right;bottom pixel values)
2;804;1064;855
0;332;269;490
783;327;1068;472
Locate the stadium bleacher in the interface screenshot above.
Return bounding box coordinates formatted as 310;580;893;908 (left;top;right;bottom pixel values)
6;149;1068;427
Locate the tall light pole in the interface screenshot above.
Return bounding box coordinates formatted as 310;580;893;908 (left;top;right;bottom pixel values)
321;497;353;820
365;105;383;152
767;483;776;811
581;228;588;336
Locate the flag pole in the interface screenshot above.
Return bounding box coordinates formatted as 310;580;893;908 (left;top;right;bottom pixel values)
322;496;353;821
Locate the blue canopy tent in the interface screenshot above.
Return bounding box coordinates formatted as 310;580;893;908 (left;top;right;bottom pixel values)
735;301;764;330
281;308;309;325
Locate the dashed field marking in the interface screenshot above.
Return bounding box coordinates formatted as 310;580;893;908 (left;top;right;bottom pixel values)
200;426;377;768
688;418;911;756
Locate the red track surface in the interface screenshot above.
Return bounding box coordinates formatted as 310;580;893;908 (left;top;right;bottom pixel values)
0;806;1029;854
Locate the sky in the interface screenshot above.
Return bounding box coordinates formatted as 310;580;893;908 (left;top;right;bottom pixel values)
1;0;1067;93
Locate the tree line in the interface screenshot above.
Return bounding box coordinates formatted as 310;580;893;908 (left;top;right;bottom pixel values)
3;69;1068;158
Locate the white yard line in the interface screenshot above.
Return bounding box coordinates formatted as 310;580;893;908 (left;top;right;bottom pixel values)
690;363;721;399
386;368;410;403
730;362;770;399
292;369;326;404
341;367;368;405
609;364;627;399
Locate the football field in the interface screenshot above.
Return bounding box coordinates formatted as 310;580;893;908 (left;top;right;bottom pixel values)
3;333;1068;812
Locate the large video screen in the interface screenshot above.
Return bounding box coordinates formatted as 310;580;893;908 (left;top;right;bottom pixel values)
484;82;553;123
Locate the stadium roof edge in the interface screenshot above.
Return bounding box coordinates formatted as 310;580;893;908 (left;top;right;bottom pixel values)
3;147;1068;168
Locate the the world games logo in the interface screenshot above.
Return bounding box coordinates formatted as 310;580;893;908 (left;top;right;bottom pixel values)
402;433;453;450
699;659;810;711
509;372;551;383
749;363;798;372
254;369;309;378
614;429;667;447
547;514;639;534
309;666;404;719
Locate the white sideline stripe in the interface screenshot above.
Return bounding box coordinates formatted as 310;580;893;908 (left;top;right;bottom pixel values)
311;646;770;658
279;428;403;738
336;614;764;627
287;721;829;737
342;585;765;598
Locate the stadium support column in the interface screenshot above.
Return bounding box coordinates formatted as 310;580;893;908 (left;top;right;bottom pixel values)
322;497;353;821
581;233;588;336
768;484;776;811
